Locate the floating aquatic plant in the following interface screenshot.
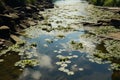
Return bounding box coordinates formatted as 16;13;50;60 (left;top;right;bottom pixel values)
57;34;65;38
95;26;120;35
30;43;37;47
70;40;83;50
15;59;39;68
110;63;120;71
45;39;53;43
0;41;39;69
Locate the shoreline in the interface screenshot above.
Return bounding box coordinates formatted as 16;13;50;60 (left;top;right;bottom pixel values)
0;0;54;50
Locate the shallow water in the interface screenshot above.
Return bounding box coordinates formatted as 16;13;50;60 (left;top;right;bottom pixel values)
18;0;114;80
1;0;118;80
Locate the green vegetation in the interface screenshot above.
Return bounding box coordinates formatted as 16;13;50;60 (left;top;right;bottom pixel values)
70;40;83;50
0;41;39;68
87;0;120;7
95;26;119;35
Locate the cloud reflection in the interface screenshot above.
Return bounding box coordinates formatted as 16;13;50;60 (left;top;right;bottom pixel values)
38;54;54;69
18;68;42;80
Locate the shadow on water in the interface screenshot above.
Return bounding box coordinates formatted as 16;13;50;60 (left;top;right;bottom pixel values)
0;52;22;80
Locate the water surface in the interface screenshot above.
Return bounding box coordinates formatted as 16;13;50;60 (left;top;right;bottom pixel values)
18;0;114;80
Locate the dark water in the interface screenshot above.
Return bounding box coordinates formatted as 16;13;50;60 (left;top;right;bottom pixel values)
0;0;120;80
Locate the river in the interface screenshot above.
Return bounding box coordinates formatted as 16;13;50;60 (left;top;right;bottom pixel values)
0;0;119;80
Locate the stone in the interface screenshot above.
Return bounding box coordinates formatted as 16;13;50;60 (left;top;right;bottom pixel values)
0;13;19;20
10;34;22;43
19;24;27;29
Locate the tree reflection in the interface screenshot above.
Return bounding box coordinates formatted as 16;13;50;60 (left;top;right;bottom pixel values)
0;53;23;80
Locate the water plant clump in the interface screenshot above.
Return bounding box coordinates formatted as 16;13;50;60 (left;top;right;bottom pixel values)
56;54;80;75
15;59;39;68
104;40;120;60
86;6;120;23
0;41;26;56
45;38;53;43
0;41;39;68
110;63;120;71
95;26;120;35
90;39;120;70
81;27;120;70
30;42;37;47
54;26;75;32
70;40;83;50
56;34;65;38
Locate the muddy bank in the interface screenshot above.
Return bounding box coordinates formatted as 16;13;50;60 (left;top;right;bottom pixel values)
0;0;54;50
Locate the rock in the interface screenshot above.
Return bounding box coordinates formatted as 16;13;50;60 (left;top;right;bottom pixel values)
0;13;19;20
20;20;30;27
10;34;22;43
27;20;37;26
0;41;3;46
96;7;120;14
0;26;10;39
19;24;27;29
0;38;13;50
97;19;110;24
83;19;120;28
82;22;103;26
